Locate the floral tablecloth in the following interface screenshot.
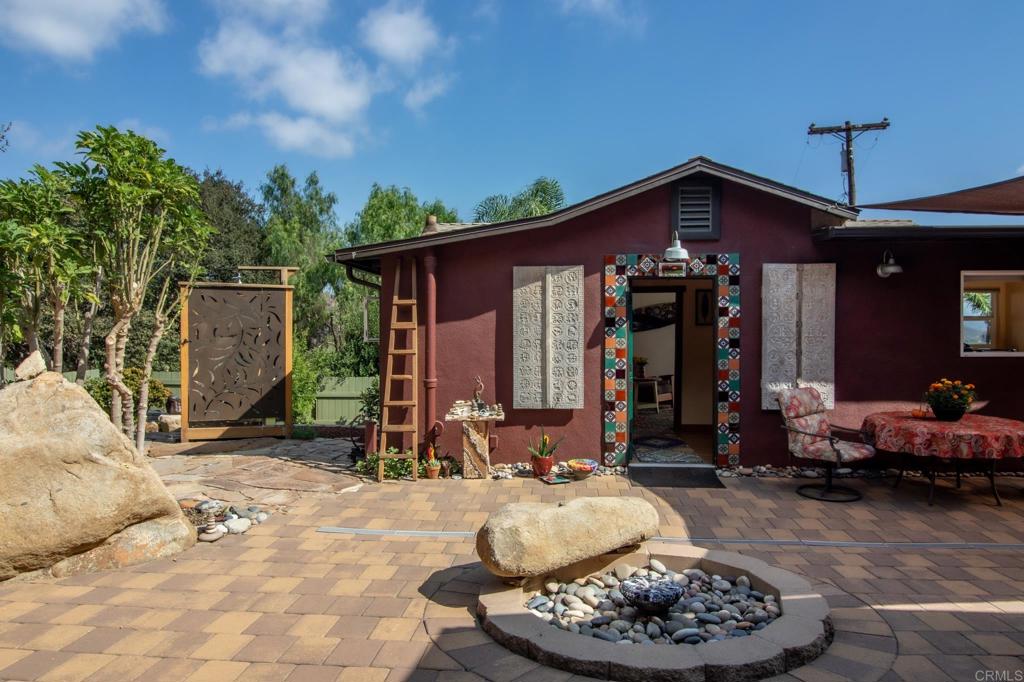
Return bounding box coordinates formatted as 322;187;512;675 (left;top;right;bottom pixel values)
862;412;1024;460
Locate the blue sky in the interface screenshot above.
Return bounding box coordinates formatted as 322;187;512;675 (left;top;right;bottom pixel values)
2;0;1022;226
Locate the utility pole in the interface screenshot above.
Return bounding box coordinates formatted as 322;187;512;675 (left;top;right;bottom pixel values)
807;118;890;206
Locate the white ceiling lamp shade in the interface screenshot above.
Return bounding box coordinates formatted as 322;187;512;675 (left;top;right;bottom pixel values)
663;231;690;262
876;250;903;278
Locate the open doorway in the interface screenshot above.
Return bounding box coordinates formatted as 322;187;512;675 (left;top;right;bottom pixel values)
629;278;716;464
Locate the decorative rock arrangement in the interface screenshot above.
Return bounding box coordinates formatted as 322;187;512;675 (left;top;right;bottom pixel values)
524;562;781;646
178;499;270;543
491;461;627;480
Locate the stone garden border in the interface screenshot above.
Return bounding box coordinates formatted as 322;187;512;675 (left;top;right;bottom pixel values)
477;542;831;682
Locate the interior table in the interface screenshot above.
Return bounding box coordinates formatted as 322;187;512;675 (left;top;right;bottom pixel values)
862;411;1024;505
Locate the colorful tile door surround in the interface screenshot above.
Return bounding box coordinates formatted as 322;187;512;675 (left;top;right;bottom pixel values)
603;253;741;467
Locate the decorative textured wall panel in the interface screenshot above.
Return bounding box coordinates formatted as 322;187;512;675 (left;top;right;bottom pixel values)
760;263;835;409
603;253;741;468
187;286;287;423
512;265;584;409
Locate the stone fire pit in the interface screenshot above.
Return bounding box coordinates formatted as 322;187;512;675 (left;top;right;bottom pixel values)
477;542;831;682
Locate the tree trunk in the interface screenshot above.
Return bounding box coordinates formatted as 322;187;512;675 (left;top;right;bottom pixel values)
51;297;65;375
75;300;98;384
104;318;134;434
135;315;167;454
75;271;102;384
116;323;134;438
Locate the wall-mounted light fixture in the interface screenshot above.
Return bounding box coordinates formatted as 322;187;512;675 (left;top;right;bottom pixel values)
876;250;903;278
658;231;690;276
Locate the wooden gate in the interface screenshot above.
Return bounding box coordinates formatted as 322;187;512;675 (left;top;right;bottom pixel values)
180;267;295;441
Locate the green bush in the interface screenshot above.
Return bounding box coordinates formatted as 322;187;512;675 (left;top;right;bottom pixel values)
291;424;317;440
84;368;172;413
358;377;380;424
291;336;321;425
356;448;426;479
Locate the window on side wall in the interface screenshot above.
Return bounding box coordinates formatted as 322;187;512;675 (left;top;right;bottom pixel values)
961;271;1024;356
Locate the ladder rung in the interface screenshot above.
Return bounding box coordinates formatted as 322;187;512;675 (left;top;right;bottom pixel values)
388;348;415;355
382;424;417;432
380;451;417;460
384;400;416;406
391;322;417;330
393;298;417;306
390;374;414;381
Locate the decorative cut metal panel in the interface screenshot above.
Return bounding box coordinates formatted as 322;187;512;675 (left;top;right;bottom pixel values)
603;253;741;468
187;286;287;423
512;265;585;409
760;264;835;409
761;264;799;409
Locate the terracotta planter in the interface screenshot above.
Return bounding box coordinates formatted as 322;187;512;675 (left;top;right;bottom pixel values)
931;405;966;422
425;464;441;479
532;455;554;477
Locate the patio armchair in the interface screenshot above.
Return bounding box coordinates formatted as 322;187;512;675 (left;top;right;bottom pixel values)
776;386;875;502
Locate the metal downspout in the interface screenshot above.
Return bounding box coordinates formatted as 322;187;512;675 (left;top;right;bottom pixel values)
423;248;440;443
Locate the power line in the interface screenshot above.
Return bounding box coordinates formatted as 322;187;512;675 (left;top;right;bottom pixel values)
807;118;890;206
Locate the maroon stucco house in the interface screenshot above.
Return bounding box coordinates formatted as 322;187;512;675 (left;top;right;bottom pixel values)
333;157;1024;469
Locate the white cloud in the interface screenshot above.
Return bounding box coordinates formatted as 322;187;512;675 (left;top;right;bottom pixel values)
224;112;355;158
1017;164;1024;176
559;0;646;32
115;118;170;144
474;0;499;22
4;121;74;157
200;20;372;124
0;0;166;61
359;2;441;67
404;75;452;111
211;0;328;31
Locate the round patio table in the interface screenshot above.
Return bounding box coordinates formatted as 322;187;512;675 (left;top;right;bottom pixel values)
862;411;1024;506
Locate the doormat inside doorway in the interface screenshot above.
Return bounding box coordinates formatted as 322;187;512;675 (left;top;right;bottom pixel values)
628;466;725;489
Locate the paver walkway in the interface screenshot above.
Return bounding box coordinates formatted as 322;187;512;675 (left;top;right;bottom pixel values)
1;444;1023;681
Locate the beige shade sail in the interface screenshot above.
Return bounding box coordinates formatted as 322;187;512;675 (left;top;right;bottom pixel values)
861;175;1024;215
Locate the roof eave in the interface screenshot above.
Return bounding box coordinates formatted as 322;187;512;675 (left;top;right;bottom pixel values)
331;157;857;263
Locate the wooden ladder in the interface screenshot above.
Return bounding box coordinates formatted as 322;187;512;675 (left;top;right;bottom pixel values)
378;257;419;482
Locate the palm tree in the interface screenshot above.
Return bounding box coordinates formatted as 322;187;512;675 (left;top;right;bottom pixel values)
473;177;565;223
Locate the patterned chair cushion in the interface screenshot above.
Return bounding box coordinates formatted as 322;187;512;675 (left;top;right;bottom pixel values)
802;439;876;464
777;387;826;419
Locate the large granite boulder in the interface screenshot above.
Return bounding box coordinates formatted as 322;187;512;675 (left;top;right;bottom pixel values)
476;497;660;578
0;372;195;581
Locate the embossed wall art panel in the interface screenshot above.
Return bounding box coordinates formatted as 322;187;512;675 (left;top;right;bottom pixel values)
798;264;836;409
513;267;546;409
760;263;836;409
187;286;287;423
761;264;799;409
512;265;585;409
546;266;584;409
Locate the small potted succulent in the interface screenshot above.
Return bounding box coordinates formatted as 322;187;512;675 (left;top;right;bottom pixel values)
425;445;442;479
925;378;976;422
529;428;562;477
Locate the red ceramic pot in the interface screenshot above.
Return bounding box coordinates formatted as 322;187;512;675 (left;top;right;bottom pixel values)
532;455;554;477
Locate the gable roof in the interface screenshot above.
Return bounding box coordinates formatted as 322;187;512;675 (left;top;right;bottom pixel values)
332;156;858;272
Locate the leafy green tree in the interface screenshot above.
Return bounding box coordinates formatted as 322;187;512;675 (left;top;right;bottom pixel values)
0;165;93;373
0;122;10;153
71;125;209;441
344;183;457;246
197;169;265;280
0;220;29;384
261;165;344;349
473;177;565;223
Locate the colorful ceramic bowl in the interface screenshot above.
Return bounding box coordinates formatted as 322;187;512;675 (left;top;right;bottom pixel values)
566;458;599;479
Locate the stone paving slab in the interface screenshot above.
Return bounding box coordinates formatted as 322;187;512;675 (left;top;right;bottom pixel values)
1;443;1024;680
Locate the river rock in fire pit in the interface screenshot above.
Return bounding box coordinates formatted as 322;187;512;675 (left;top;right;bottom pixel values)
476;497;659;577
619;576;684;613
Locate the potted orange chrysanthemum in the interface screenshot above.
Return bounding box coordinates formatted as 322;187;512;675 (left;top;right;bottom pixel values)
925;378;976;422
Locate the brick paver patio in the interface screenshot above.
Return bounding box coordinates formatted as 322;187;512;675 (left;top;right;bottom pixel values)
2;446;1023;681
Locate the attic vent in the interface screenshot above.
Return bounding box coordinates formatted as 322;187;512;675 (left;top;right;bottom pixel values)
672;181;720;240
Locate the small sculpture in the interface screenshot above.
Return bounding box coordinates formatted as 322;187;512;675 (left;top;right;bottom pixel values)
620;577;684;614
473;375;486;411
